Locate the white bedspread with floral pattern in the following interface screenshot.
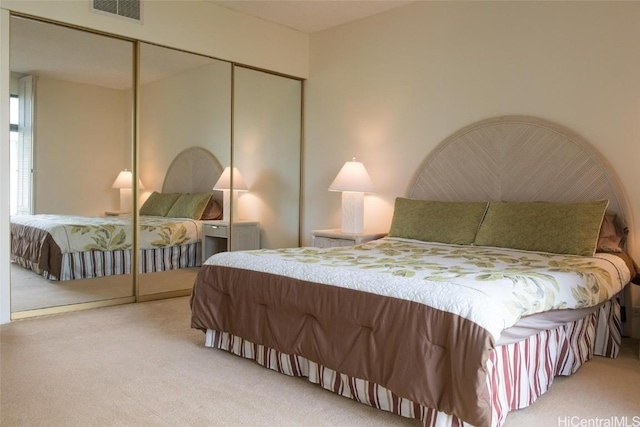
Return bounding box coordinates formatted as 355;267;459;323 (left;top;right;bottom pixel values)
11;214;201;252
205;237;630;340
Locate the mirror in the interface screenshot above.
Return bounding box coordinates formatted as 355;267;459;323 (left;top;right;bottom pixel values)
7;17;303;316
138;43;232;299
9;16;136;314
232;66;302;249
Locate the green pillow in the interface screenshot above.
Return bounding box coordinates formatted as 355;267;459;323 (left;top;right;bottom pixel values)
139;192;181;216
473;200;609;256
388;198;489;245
165;193;212;220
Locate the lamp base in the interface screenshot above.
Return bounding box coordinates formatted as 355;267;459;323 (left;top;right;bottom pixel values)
341;191;364;234
119;188;132;214
221;190;240;222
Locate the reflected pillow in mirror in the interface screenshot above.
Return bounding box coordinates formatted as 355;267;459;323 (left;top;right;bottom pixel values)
200;197;222;220
139;191;181;217
166;193;212;219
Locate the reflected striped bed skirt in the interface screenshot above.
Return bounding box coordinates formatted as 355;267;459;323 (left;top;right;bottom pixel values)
38;242;201;281
204;299;620;427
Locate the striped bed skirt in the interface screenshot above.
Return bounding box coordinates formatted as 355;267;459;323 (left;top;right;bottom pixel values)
26;242;201;281
204;299;621;427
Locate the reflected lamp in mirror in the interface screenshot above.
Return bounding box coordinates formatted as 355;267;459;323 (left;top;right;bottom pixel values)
111;170;144;214
328;158;374;234
213;167;248;222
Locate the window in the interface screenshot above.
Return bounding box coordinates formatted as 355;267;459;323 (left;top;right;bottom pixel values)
9;95;19;215
11;75;35;216
10;95;18;131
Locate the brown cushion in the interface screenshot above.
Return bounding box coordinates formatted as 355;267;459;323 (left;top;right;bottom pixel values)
200;197;222;220
597;213;626;253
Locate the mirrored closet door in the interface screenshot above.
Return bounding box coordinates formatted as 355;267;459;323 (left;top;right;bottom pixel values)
232;66;302;249
8;16;304;318
9;16;136;316
138;43;231;299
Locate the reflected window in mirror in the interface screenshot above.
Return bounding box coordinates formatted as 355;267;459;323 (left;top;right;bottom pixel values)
9;94;21;216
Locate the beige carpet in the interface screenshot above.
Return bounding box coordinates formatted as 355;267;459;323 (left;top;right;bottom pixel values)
1;297;638;427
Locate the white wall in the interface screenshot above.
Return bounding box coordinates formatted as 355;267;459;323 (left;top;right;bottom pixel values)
35;77;129;216
305;2;640;322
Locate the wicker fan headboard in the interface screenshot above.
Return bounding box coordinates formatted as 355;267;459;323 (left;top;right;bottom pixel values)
409;116;631;226
162;147;224;204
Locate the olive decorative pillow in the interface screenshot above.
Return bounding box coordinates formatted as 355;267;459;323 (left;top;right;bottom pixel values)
473;200;609;256
388;198;488;245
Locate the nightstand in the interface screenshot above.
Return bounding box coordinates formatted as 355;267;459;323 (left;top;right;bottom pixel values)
202;220;260;262
311;228;387;248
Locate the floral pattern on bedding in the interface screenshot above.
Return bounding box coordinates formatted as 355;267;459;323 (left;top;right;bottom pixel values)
70;225;129;251
11;214;201;253
141;223;191;248
274;241;618;314
206;237;630;339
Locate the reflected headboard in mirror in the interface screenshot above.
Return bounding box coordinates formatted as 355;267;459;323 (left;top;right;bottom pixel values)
162;147;224;205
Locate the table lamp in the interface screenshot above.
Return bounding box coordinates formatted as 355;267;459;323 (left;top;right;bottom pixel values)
213;166;248;222
111;169;145;214
328;158;374;234
112;170;133;213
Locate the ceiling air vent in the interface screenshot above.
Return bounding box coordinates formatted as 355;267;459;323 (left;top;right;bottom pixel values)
92;0;142;22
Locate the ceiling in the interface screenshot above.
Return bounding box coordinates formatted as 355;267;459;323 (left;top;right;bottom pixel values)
208;0;416;33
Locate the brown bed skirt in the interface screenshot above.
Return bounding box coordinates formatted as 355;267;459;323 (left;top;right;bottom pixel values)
199;300;620;427
191;264;496;426
11;222;63;278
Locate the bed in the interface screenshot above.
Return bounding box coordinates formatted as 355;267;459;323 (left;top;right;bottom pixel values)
190;116;638;427
10;147;224;281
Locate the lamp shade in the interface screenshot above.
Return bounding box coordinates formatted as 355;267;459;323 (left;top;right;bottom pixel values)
213;167;248;191
328;158;374;193
111;169;145;190
111;170;132;189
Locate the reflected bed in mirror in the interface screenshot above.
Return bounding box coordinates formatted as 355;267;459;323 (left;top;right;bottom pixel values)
10;147;224;310
138;147;225;299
